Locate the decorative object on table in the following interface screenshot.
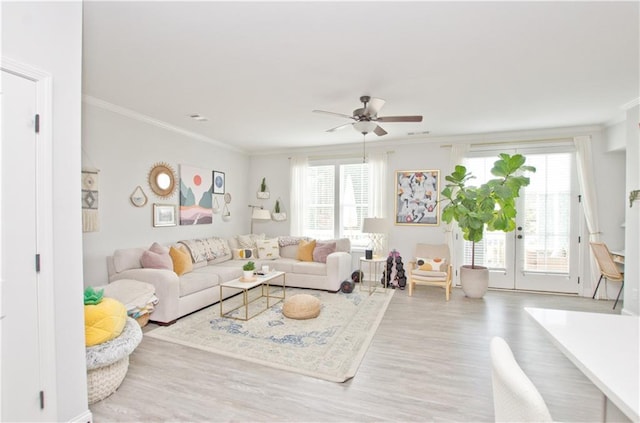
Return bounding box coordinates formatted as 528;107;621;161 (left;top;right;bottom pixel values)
129;185;147;207
272;198;287;221
148;162;177;198
242;261;256;281
153;203;177;227
282;294;321;320
222;192;232;221
248;204;271;232
365;249;373;260
395;170;440;226
212;170;225;195
441;153;535;298
362;217;389;257
146;287;394;382
383;249;406;289
179;164;212;225
257;177;270;199
82;169;100;232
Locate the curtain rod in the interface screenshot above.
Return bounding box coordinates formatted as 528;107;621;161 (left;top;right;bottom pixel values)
439;136;575;148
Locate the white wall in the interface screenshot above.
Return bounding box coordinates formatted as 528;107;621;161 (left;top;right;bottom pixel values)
3;1;88;421
623;105;639;315
82;102;250;285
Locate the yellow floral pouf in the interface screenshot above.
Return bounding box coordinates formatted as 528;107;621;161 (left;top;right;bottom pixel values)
282;294;321;320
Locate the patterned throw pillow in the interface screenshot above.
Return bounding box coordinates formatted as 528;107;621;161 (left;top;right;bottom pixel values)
297;239;316;262
232;248;255;260
416;257;446;271
237;233;265;249
257;238;280;260
278;236;309;248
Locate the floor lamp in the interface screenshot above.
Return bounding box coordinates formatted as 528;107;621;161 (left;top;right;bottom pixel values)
362;217;389;258
249;205;271;233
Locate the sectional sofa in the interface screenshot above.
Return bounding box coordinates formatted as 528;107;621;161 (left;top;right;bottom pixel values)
106;234;352;325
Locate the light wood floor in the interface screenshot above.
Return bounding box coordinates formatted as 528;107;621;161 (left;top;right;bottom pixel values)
89;286;620;422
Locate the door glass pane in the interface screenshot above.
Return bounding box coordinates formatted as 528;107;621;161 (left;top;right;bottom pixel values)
521;153;571;274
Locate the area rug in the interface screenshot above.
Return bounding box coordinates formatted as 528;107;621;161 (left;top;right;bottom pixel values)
145;287;394;382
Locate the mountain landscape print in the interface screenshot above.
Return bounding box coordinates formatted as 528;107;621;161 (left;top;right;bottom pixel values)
179;165;213;225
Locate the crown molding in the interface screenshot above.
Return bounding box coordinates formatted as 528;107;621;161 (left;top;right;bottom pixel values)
621;97;640;111
82;95;245;154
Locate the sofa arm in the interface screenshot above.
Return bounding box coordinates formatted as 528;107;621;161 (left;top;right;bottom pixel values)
110;269;180;324
325;251;352;291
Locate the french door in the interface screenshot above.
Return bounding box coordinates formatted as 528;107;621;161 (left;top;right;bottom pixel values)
461;149;579;294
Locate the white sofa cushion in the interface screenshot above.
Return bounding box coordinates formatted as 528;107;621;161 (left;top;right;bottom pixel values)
113;248;145;273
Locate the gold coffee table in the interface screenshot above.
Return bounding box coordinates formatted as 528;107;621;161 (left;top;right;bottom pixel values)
219;271;286;321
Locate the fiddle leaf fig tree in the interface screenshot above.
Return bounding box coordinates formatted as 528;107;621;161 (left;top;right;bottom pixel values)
441;153;536;268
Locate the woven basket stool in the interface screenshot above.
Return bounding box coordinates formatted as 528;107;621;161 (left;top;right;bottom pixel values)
86;317;142;404
282;294;321;320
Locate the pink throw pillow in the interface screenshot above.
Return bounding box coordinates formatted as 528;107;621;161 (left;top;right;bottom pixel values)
141;249;172;270
313;241;336;263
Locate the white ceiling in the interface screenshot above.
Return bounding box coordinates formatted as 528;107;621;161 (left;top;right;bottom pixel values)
82;1;639;153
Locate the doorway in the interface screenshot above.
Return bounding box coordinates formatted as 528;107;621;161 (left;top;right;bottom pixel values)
461;149;579;294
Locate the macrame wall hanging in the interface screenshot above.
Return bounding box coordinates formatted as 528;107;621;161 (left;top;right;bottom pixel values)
82;169;100;232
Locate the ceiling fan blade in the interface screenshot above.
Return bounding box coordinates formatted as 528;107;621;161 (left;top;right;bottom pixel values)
373;125;387;136
364;97;385;117
312;110;355;120
376;115;423;123
326;122;353;133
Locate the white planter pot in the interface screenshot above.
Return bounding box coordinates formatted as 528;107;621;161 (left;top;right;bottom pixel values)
243;270;254;280
257;191;270;199
460;265;489;298
272;212;287;221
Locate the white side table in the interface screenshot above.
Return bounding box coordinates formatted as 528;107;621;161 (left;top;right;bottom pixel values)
359;257;387;295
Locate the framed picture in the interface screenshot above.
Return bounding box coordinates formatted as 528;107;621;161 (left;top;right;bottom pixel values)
153;204;177;227
213;170;225;195
395;170;440;226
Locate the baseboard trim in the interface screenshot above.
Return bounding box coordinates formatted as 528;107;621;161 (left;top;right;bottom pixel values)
68;409;92;423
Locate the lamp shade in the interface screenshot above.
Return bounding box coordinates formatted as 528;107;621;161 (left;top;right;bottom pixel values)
252;208;271;220
362;217;388;234
353;120;378;134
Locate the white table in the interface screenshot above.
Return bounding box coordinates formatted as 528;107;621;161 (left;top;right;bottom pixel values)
219;271;285;320
526;307;639;422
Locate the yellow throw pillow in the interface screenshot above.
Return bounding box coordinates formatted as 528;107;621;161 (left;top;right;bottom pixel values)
84;297;127;347
170;246;193;276
297;239;316;262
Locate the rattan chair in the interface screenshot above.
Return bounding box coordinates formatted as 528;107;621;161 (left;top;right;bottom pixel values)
590;242;624;309
490;337;553;422
407;243;452;300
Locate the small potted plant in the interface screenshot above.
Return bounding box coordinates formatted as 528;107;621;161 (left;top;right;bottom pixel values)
257;177;270;199
272;198;287;221
242;261;255;280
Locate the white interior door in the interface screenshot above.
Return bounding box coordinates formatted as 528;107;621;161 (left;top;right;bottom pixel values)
462;149;579;294
1;69;46;421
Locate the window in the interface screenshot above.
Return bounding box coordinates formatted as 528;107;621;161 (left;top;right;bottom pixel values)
304;160;370;248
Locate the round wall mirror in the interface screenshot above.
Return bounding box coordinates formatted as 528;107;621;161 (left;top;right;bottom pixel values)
148;162;177;198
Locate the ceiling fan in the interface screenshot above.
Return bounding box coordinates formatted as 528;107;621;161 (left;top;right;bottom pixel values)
313;95;423;136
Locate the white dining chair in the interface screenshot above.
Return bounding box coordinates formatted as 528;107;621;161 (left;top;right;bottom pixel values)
490;336;553;422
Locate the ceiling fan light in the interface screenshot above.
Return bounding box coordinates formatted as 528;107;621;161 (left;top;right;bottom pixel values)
353;120;378;134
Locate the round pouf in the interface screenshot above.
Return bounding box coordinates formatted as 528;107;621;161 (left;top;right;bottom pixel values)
282;294;321;320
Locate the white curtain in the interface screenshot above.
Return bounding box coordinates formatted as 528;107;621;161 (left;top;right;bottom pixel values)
289;156;308;236
368;150;388;218
445;144;470;286
574;136;603;298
